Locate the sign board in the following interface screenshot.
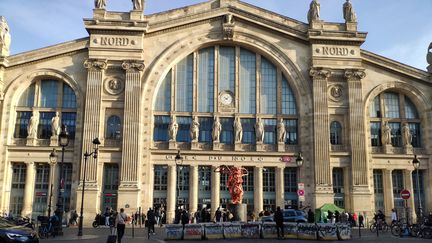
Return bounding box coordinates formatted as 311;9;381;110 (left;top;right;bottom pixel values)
298;183;305;201
36;192;47;197
281;155;292;163
298;183;305;190
297;189;305;196
400;189;410;200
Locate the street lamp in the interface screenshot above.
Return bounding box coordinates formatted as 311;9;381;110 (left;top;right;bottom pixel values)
296;152;304;167
78;137;101;236
48;149;58;218
412;155;423;221
54;124;69;235
174;150;183;223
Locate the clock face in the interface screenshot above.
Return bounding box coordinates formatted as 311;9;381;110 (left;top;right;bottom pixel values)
220;93;233;105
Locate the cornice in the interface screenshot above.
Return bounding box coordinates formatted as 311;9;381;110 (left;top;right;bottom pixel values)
6;38;89;67
361;50;431;83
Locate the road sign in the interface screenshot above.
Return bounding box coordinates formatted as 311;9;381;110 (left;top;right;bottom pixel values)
298;183;305;190
297;189;305;196
400;189;410;200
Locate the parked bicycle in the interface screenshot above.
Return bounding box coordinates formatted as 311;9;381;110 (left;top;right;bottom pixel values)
370;219;389;233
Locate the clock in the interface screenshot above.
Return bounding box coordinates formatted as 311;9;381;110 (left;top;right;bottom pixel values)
220;92;233;106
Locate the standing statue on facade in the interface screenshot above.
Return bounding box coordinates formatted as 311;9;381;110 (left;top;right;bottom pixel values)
255;118;264;143
234;117;243;143
427;42;432;73
132;0;143;10
51;112;60;137
190;116;200;142
27;111;39;139
169;115;178;141
382;121;392;145
212;116;222;142
0;16;11;56
402;123;412;146
307;0;320;23
95;0;107;9
343;0;357;22
277;118;286;143
216;166;249;204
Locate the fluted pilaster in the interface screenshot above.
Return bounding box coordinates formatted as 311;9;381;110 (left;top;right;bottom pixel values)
211;166;220;218
166;165;177;223
189;165;199;214
254;166;263;214
21;162;35;216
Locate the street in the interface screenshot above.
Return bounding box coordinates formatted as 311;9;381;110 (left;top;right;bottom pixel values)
40;226;429;243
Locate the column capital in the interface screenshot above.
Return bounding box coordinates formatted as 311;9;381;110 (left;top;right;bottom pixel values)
24;161;34;166
344;69;366;81
122;60;145;72
310;68;331;80
84;59;107;71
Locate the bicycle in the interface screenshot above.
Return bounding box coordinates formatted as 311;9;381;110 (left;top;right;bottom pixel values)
38;221;54;239
369;220;389;233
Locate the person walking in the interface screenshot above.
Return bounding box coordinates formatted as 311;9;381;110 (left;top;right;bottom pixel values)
115;208;127;243
274;206;284;239
104;207;111;226
147;208;156;236
391;209;398;225
181;209;190;229
215;207;222;223
307;209;315;223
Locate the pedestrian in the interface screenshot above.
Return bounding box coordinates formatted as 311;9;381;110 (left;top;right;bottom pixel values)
273;206;284;239
159;209;165;227
352;212;358;227
335;210;340;223
104;207;111;226
327;210;334;224
358;214;364;228
115;208;127;243
181;209;190;229
147;208;156;235
215;207;222;222
307;209;315;223
391;209;397;225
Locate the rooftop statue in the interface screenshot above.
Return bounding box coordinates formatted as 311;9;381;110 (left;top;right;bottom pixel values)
132;0;144;11
95;0;106;9
427;42;432;73
307;0;320;24
0;16;11;56
343;0;357;22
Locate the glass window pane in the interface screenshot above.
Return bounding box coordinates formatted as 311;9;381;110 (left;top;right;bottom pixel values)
153;116;170;142
392;170;404;210
176;55;193;112
61;112;76;140
155;71;172;112
284;168;297;193
241;118;256;144
388;122;401;147
177;117;192;142
154;165;168;191
219;46;235;94
260;58;277;114
41;80;58;108
38;112;55;139
285;119;298;145
405;97;418;119
62;84;77;108
282;76;296;115
198;117;213;143
408;123;421;148
333;168;344;208
14;111;31;138
330;121;342;145
18;83;35;107
239;49;256;114
263;119;276;144
370;96;381;118
220;118;234;144
370;122;381;146
198;166;211;192
106;115;121;139
263;167;275;192
384;93;400;118
198;47;214;112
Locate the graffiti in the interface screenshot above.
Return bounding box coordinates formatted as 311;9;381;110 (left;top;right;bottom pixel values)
223;223;242;238
241;223;260;238
317;223;338;240
205;224;224;240
283;223;298;239
337;223;352;240
297;223;318;240
262;223;278;238
165;225;183;240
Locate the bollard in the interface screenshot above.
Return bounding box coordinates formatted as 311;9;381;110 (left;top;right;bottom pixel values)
139;207;142;228
132;219;135;238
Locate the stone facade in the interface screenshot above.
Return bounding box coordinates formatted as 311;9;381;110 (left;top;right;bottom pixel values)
0;0;431;225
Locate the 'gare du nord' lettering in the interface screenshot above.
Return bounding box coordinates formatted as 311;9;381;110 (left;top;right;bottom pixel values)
322;46;349;56
101;37;130;46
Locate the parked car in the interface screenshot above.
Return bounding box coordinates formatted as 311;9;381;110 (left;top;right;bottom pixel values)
283;209;307;223
0;217;39;243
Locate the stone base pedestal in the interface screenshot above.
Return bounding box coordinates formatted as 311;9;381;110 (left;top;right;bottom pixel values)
26;137;36;146
383;144;393;154
93;9;106;19
117;185;140;213
256;142;265;152
213;142;222;151
314;186;334;209
191;141;199;150
169;140;177;150
234;142;242;151
75;186;100;226
50;136;58;146
130;10;144;20
345;22;357;31
403;145;413;155
277;142;285;152
228;203;247;222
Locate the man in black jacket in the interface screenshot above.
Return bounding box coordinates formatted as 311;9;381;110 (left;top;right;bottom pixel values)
274;207;284;239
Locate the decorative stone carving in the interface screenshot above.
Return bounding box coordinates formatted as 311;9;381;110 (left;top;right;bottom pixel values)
132;0;144;11
343;0;357;22
381;121;391;145
310;68;331;80
222;14;235;40
0;16;11;56
307;0;320;24
345;69;366;81
84;59;107;71
104;77;124;95
212;116;222;142
190;116;200;142
168;115;178;142
122;60;145;72
234;117;243;143
95;0;106;9
329;84;343;101
402;122;412;146
277;118;286;143
255;118;264;143
427;42;432;73
27;111;39;139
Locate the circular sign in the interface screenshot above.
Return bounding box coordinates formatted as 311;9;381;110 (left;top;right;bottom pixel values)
400;189;410;200
297;189;305;196
125;204;130;209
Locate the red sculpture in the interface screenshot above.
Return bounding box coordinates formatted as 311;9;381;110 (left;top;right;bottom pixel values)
216;166;249;204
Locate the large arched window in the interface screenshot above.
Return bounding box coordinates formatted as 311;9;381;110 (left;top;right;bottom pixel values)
153;45;298;147
369;91;421;148
330;121;342;145
106;115;122;140
14;79;77;140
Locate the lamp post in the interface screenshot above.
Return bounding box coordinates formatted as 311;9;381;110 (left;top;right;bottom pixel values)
296;152;304;208
48;149;58;218
174;150;183;223
78;138;101;236
54;124;69;235
412;155;423;221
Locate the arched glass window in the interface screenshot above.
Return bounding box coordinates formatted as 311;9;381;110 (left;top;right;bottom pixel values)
198;47;215;112
330;121;342;145
260;58;277;114
369;92;421;148
14;79;77;140
106;115;122;140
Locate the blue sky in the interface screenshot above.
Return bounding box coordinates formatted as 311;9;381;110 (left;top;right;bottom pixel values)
0;0;431;70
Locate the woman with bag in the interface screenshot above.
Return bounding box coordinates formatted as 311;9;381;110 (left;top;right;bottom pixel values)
115;208;128;243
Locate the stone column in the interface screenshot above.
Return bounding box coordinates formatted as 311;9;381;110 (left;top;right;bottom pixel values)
21;162;36;217
211;166;220;219
309;68;333;206
48;162;59;216
275;167;285;209
166;165;177;223
117;61;145;212
404;170;416;223
254;166;263;215
383;169;394;220
189;165;199;215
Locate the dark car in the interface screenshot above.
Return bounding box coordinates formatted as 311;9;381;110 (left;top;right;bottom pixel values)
0;218;39;243
282;209;307;223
